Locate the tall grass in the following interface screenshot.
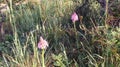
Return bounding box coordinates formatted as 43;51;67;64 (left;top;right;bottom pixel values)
0;0;120;67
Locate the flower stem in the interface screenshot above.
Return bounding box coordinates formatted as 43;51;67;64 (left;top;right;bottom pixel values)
73;23;78;46
42;49;45;67
105;0;109;29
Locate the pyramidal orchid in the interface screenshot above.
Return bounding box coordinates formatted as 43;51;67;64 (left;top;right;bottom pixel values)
38;36;48;67
38;36;48;49
71;12;79;23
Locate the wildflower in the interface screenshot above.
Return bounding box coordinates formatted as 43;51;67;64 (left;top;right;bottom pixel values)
71;12;79;23
38;36;48;49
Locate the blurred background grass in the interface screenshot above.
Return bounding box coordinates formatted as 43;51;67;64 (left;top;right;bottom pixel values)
0;0;120;67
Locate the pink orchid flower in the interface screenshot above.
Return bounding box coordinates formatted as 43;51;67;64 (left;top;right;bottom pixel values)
38;36;48;49
71;12;79;23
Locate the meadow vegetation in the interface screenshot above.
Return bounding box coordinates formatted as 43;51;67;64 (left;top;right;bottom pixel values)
0;0;120;67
